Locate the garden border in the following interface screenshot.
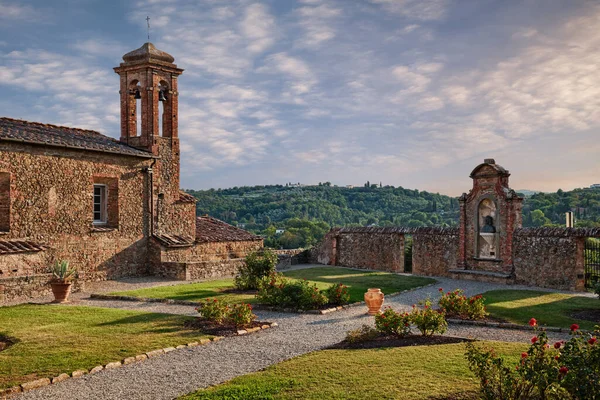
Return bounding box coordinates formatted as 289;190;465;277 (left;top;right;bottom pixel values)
0;322;277;398
446;318;594;334
90;282;437;315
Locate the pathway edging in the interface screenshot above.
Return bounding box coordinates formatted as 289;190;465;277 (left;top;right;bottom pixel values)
0;323;277;399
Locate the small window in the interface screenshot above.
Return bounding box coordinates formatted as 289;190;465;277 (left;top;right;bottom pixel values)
93;184;107;224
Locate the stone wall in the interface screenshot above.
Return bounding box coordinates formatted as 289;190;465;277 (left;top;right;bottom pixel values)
152;239;262;280
512;228;592;291
411;228;459;277
0;142;152;284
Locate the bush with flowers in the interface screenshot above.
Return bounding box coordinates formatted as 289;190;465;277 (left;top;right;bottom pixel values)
410;299;448;336
256;273;328;310
324;283;350;306
197;298;257;328
374;307;412;337
438;288;488;320
197;298;230;324
466;317;600;400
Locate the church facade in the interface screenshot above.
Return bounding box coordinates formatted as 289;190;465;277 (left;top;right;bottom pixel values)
0;43;262;302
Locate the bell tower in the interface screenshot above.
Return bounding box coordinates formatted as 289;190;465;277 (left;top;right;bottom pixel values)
115;43;191;237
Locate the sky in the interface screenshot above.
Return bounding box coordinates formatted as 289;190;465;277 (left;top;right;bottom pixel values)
1;0;599;196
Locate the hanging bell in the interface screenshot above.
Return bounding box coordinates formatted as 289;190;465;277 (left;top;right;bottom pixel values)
158;89;168;102
134;88;142;99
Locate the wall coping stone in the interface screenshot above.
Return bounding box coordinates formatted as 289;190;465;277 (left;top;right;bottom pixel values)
514;227;600;238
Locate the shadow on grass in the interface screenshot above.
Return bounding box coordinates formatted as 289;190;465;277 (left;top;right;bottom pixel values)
484;290;600;330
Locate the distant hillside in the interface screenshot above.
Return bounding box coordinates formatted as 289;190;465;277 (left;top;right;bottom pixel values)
186;184;460;248
186;184;600;248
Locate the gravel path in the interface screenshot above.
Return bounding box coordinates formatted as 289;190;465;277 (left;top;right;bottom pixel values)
14;275;579;400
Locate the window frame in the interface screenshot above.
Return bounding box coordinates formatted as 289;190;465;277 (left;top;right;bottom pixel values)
93;184;108;225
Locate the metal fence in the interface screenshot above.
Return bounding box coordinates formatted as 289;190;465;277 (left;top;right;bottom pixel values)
584;237;600;288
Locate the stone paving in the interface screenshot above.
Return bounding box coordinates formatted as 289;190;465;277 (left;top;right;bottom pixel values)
11;271;589;400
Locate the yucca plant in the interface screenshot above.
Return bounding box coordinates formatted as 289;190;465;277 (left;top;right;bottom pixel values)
51;260;76;282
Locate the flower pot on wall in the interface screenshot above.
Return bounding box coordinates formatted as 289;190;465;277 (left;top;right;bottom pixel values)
364;288;384;315
51;282;72;303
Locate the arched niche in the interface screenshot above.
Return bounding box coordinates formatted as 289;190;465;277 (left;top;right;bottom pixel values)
476;196;499;259
158;80;170;137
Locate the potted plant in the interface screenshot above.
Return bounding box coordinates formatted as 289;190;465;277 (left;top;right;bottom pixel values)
50;260;76;303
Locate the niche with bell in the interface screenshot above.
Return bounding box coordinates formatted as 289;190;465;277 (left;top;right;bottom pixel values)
477;198;498;259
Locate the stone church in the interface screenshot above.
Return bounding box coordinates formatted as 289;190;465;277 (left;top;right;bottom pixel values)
0;43;262;301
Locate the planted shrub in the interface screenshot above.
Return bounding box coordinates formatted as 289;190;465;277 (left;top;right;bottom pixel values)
325;283;350;306
257;274;327;310
466;319;600;400
438;288;488;320
197;298;230;324
235;249;278;290
345;325;379;344
228;303;257;328
374;307;411;337
197;298;257;328
410;300;447;336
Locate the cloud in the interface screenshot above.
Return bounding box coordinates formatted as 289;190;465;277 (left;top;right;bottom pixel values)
0;1;43;22
369;0;449;21
240;3;276;54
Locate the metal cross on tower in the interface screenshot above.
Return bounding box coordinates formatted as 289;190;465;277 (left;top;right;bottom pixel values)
146;16;150;41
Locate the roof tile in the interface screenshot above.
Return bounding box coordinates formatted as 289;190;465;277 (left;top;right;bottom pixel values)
196;216;262;243
0;117;154;158
0;240;48;255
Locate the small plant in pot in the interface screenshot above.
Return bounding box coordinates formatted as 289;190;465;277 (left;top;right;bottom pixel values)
50;260;76;303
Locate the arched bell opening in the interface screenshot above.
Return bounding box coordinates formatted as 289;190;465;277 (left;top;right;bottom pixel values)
128;80;142;137
158;80;170;137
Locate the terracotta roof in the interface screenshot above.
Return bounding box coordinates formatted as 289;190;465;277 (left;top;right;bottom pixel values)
0;117;154;158
177;191;197;204
0;240;48;255
196;216;262;243
153;233;195;247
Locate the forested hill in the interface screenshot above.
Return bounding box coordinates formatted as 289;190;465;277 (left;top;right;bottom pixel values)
186;184;600;249
187;183;457;248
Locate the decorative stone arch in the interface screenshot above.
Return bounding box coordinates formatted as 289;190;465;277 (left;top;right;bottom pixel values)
127;79;142;137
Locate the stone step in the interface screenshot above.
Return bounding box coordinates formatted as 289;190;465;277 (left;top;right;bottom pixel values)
449;269;515;284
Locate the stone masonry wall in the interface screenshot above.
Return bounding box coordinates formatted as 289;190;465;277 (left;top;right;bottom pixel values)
513;230;587;291
153;239;263;280
411;229;459;277
0;142;152;284
336;232;404;272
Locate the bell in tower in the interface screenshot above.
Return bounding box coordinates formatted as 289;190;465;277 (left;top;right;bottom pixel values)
113;42;184;154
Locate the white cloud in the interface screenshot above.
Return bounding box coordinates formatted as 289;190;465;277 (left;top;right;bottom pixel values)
369;0;449;21
240;3;276;54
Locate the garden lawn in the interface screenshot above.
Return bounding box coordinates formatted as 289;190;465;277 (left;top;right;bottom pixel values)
110;267;435;304
484;290;600;330
181;341;525;400
0;304;211;389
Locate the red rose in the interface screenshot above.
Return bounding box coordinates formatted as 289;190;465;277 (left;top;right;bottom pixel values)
439;288;443;292
570;324;579;331
555;355;560;360
559;366;568;375
521;352;528;358
554;342;562;349
588;337;597;345
529;318;537;327
531;336;538;344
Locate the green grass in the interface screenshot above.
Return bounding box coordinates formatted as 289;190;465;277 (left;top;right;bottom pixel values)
181;341;526;400
0;304;211;389
110;267;435;304
484;290;600;330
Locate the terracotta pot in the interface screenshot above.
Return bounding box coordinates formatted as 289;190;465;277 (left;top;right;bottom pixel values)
51;282;72;303
364;288;384;315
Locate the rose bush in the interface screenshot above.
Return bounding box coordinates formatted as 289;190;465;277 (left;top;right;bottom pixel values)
374;307;412;337
438;288;488;320
466;318;600;400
